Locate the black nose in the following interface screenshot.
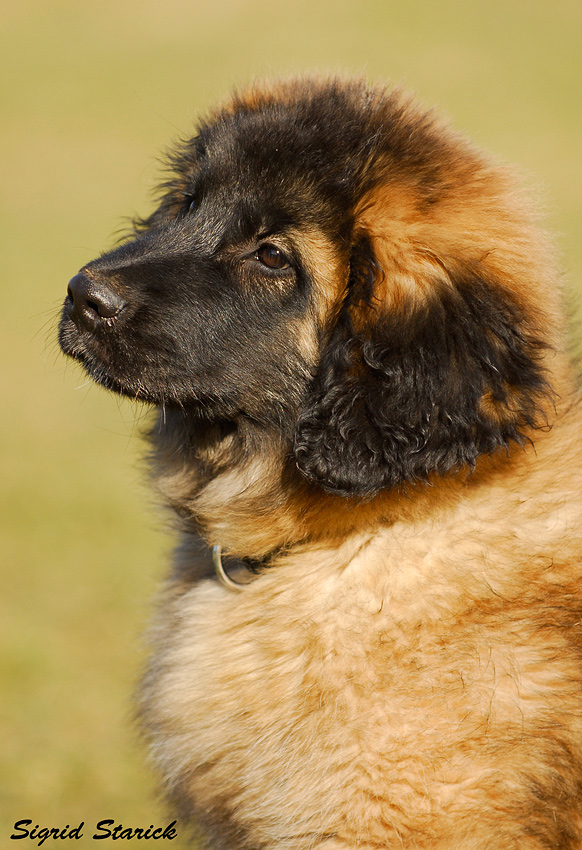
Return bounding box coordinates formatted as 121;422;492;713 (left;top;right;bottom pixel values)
66;272;126;330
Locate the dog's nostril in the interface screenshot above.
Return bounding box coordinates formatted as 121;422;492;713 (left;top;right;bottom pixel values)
66;272;125;329
88;296;110;317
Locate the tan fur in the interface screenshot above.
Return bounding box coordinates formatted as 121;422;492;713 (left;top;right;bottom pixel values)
137;82;582;849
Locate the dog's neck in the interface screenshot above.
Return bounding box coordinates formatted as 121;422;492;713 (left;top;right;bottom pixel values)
151;411;303;557
149;406;549;563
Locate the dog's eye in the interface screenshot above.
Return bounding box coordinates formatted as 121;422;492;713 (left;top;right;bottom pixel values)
183;196;196;215
256;244;289;270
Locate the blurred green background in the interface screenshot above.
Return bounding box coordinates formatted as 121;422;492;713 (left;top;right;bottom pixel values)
1;0;581;845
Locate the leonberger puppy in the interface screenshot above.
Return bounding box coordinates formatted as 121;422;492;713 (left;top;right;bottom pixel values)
59;79;582;848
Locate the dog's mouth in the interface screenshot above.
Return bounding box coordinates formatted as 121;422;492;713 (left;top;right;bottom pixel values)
58;296;163;403
58;303;239;416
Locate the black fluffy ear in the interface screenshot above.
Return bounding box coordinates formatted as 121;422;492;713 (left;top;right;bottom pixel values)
293;238;549;498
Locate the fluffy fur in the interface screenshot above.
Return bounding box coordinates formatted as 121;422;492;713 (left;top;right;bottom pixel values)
59;78;582;849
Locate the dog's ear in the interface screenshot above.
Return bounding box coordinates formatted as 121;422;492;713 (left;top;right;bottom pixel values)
293;233;549;498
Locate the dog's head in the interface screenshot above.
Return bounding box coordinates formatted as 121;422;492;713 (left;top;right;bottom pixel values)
59;79;555;500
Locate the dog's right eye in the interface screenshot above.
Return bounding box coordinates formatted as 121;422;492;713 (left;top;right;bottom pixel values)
256;244;290;270
183;196;196;215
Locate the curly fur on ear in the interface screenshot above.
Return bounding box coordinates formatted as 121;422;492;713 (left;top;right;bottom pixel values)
294;237;550;498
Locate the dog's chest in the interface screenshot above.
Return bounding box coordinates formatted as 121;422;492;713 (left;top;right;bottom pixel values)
142;554;582;847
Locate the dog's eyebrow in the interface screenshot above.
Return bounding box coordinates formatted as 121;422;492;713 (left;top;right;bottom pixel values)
199;200;274;254
254;228;288;244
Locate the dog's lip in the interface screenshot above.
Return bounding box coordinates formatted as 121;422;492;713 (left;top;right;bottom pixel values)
58;326;159;403
58;311;81;349
66;348;156;402
58;311;94;354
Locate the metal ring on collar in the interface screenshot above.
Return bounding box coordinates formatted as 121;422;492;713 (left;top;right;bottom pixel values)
212;545;247;593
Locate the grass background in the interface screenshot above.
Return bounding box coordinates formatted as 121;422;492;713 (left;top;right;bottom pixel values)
1;0;581;845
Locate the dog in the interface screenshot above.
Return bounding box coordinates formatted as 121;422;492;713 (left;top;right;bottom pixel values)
59;78;582;848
